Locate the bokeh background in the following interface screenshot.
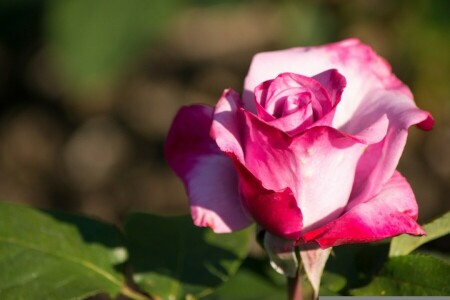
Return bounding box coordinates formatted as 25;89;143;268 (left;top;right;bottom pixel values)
0;0;448;244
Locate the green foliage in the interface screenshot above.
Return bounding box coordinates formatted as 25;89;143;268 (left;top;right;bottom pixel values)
1;201;448;299
205;256;346;299
124;213;252;300
351;255;450;296
325;242;390;290
389;211;450;256
351;212;450;296
319;272;346;296
204;257;286;300
0;203;252;300
0;201;126;299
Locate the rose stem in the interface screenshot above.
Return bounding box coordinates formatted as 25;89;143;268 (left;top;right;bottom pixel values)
287;259;302;300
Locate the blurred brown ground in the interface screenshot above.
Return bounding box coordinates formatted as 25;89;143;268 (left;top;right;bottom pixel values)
0;0;448;249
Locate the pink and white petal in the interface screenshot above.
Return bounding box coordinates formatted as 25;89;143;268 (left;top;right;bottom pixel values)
340;89;433;138
345;90;434;209
301;69;347;131
289;69;346;132
328;41;415;128
264;232;298;278
276;73;333;118
165;105;252;233
255;98;277;122
289;126;373;233
351;113;389;144
188;154;252;233
311;69;346;107
299;244;331;299
240;110;293;192
268;103;314;134
241;111;386;233
232;156;303;240
210;89;245;162
254;81;315;134
243;38;412;128
302;171;425;248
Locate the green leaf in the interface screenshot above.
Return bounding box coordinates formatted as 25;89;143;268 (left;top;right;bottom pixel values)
125;213;252;300
46;0;179;91
351;255;450;296
203;261;286;300
325;242;390;289
389;210;450;256
319;272;346;296
0;201;128;299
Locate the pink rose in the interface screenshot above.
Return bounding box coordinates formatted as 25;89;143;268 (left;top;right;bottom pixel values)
165;39;433;250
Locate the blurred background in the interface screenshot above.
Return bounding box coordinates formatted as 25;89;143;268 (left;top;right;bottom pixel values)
0;0;448;237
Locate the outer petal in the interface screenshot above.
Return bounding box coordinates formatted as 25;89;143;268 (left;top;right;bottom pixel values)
165;105;252;233
241;111;388;233
232;156;303;239
210;89;245;162
346;90;434;209
302;171;425;248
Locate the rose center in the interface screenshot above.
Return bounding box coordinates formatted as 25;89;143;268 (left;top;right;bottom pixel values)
280;92;312;117
268;88;312;118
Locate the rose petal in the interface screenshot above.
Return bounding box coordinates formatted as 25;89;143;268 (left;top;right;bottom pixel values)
165;105;252;233
254;86;315;135
307;69;347;130
240;110;293;192
311;69;346;107
302;171;425;248
266;103;314;134
210;89;245;162
346;90;434;209
241;111;387;232
288;126;375;233
232;155;303;239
